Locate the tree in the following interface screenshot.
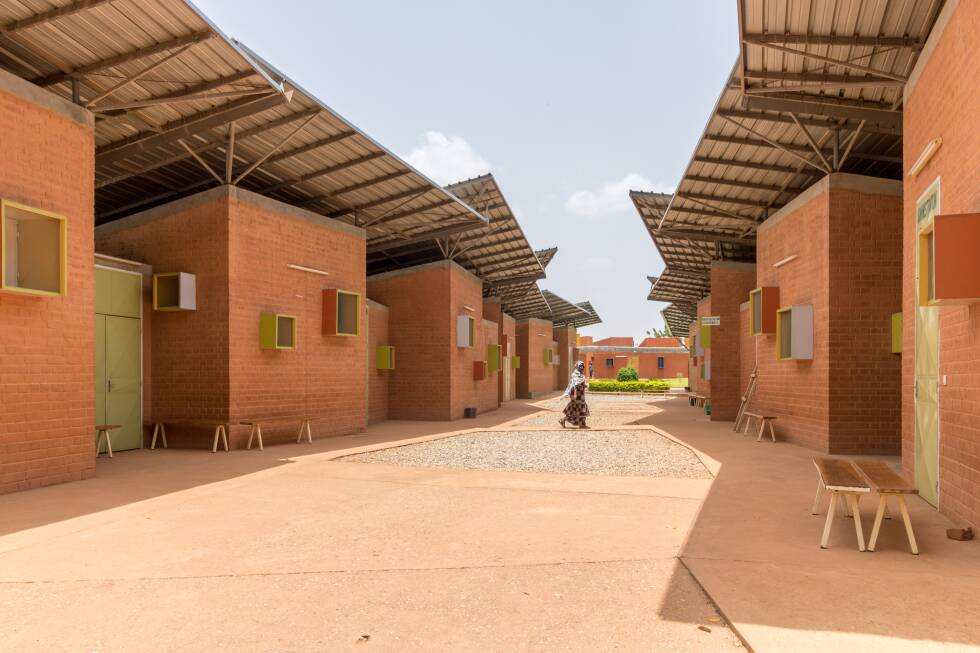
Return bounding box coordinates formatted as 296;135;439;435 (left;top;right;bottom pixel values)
646;324;673;338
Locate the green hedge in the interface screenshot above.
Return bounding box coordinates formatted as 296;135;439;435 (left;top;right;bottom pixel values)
587;379;670;393
616;366;639;382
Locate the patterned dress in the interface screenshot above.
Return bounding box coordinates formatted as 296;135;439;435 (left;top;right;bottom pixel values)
563;382;590;427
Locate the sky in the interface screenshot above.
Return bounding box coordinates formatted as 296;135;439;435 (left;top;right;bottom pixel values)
192;0;739;341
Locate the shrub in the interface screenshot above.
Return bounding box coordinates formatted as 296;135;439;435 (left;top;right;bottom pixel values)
616;366;639;382
588;379;669;393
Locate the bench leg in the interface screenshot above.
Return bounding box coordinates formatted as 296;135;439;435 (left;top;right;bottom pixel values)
868;495;887;552
768;420;776;443
898;496;919;555
246;424;255;450
212;426;220;453
150;423;160;450
821;491;838;548
304;421;312;444
298;420;312;444
221;425;229;451
161;423;168;448
811;477;824;515
847;493;866;551
756;419;765;442
256;425;263;451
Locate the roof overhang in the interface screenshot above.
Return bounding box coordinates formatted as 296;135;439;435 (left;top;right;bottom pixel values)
0;0;487;246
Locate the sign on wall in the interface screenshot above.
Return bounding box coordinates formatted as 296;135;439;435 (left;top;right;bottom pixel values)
701;316;721;326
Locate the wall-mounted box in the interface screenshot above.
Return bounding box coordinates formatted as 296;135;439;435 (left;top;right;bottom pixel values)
457;314;475;347
891;313;903;354
776;304;813;361
920;213;980;306
511;356;521;369
376;345;395;370
749;287;780;335
473;360;488;381
554;354;561;367
698;321;712;349
487;344;502;373
543;348;554;365
322;289;361;336
153;272;196;311
260;313;297;350
1;199;67;297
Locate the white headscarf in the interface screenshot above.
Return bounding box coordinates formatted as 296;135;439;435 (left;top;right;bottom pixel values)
562;361;587;398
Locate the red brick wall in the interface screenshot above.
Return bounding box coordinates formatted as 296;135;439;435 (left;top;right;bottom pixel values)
0;72;95;494
554;326;576;390
368;263;451;420
754;175;902;453
708;263;757;420
366;300;389;425
690;299;711;396
368;260;497;420
903;0;980;528
638;352;688;380
739;303;754;410
97;194;230;449
827;189;903;453
516;319;556;397
98;187;369;448
227;193;367;445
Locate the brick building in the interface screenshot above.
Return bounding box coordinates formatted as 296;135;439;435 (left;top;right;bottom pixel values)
579;336;689;381
0;3;605;494
637;0;978;529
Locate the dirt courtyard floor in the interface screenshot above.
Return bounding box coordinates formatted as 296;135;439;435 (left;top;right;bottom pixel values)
0;397;741;652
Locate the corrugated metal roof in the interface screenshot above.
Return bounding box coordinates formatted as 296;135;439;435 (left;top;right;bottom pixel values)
0;0;487;245
366;174;545;292
635;0;945;334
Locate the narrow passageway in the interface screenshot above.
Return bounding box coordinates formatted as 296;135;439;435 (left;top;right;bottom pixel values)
0;396;743;652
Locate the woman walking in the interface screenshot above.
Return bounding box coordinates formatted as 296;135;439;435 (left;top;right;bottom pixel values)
559;361;590;428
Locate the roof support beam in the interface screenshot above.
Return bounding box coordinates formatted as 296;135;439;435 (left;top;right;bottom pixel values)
327;186;434;220
34;30;214;87
91;88;269;113
367;221;477;253
716;109;899;136
685;175;802;194
85;43;195;108
233;113;317;185
663;205;763;225
742;39;908;82
692;155;811;175
743;33;923;48
741;95;903;129
656;229;755;246
299;170;414;208
676;191;773;209
178;138;223;185
362;197;459;228
95;109;318;189
1;0;115;36
746;79;905;93
259;131;357;167
96;92;292;167
717;115;829;174
790;114;833;173
258;151;386;195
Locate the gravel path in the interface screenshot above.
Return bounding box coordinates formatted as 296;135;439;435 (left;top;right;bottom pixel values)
344;430;711;478
513;411;651;427
536;394;668;412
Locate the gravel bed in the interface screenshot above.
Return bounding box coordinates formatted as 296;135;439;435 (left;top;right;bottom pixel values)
536;395;666;411
343;430;710;478
513;411;650;427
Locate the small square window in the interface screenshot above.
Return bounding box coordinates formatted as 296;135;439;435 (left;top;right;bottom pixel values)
657;356;665;369
260;313;297;350
605;358;614;368
1;200;67;297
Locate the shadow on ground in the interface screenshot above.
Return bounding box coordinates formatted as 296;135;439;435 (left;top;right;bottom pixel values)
640;398;980;652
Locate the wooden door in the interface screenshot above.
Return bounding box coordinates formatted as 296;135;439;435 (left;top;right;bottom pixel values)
95;268;142;451
915;182;940;506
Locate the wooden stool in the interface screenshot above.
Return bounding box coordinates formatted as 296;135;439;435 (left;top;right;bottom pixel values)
95;424;120;458
149;421;168;449
743;412;777;442
851;459;920;555
812;458;871;551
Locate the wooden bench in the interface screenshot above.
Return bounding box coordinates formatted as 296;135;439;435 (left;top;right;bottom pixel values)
742;412;777;442
145;420;229;453
689;394;708;408
240;417;313;451
851;459;919;555
95;424;120;458
812;458;871;551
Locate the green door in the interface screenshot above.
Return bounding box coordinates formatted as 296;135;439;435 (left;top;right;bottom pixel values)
914;182;940;506
95;268;142;451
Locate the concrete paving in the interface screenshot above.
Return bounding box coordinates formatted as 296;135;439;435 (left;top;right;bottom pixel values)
638;400;980;653
0;396;740;652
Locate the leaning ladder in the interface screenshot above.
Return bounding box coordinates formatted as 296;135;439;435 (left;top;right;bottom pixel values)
733;367;757;432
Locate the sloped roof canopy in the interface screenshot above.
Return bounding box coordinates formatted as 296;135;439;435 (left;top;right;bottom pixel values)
635;0;945;334
566;301;602;329
367;174;545;290
0;0;486;245
543;290;593;327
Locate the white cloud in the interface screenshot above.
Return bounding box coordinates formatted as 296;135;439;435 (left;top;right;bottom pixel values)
402;131;492;185
565;173;673;220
